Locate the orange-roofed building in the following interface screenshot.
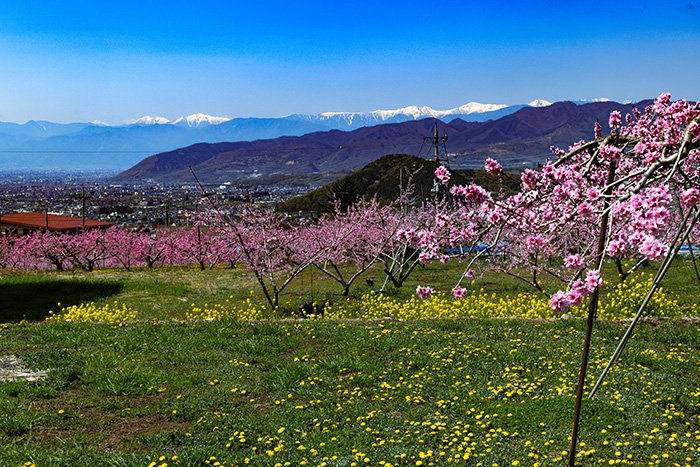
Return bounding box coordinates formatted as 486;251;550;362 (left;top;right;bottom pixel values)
0;212;114;235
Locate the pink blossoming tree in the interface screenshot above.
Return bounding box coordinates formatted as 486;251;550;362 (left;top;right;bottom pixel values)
414;93;700;465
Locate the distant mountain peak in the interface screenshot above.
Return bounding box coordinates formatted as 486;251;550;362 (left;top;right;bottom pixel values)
447;102;510;114
575;97;612;104
172;113;231;127
528;99;553;107
313;102;510;127
131;116;171;125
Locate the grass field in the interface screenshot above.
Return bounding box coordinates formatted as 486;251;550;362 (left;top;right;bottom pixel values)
0;259;699;465
2;258;699;322
0;318;698;466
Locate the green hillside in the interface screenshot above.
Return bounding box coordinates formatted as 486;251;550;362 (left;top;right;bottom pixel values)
277;153;520;214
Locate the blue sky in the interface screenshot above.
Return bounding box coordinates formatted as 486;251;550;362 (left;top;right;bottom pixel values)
1;0;699;123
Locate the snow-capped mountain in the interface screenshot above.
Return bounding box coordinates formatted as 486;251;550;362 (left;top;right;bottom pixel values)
171;113;231;127
320;102;508;120
131;116;171;125
528;99;553;107
285;102;521;130
127;101;544;130
117;99;649;183
0;98;631;171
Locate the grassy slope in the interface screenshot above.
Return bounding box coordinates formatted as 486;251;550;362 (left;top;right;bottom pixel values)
2;258;699;323
0;318;698;465
0;260;699;465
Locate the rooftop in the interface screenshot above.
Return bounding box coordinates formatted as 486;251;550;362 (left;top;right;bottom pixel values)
0;212;113;232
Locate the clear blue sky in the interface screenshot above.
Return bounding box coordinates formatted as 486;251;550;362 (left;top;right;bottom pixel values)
1;0;699;123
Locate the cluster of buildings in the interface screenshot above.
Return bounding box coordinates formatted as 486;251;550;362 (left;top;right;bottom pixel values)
0;173;314;235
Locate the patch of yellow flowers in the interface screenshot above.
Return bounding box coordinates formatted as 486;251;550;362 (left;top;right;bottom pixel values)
595;272;697;319
47;301;138;325
57;273;694;324
324;273;696;321
327;290;553;320
187;295;265;321
326;290;556;320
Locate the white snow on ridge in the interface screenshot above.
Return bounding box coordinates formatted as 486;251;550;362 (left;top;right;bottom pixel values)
171;113;231;127
132;116;171;125
576;97;612;103
445;102;509;115
528;99;553;107
319;102;509;123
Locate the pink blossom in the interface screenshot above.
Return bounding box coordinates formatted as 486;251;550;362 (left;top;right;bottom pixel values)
417;230;436;247
416;286;434;299
419;251;434;263
526;235;545;254
564;254;584;269
520;169;539;191
594;120;602;139
452;287;468;299
689;122;700;139
638;235;668;260
681;188;700;207
608;110;622;129
450;184;491;204
584;270;602;293
550;291;571;313
435;165;451;185
566;282;587;306
586;188;601;201
652;93;671;114
484;158;503;176
396;228;413;242
551;146;566;159
599;145;622;162
487;206;506;224
628;231;645;247
464;268;475;279
607;239;628;258
576;202;595;219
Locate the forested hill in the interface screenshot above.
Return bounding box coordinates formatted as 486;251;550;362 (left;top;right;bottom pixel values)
276;154;520;214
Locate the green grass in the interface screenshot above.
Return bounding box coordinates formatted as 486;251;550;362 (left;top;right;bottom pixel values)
1;258;699;465
0;318;698;465
2;257;699;323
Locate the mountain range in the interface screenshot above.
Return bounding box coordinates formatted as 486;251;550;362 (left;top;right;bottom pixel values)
0;100;558;171
114;99;649;183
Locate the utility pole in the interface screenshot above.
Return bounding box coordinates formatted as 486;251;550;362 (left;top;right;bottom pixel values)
425;120;449;197
425;120;448;165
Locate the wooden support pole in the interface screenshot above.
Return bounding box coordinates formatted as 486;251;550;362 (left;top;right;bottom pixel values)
568;160;616;467
588;207;700;398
